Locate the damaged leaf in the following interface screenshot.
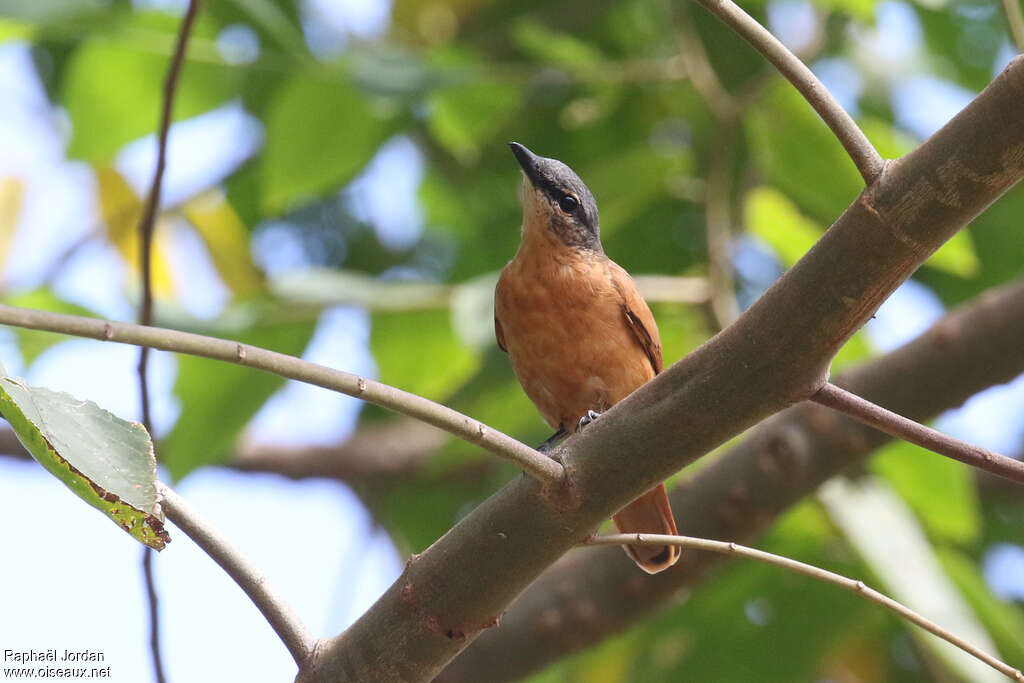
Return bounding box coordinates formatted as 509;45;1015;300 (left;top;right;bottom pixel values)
0;369;169;549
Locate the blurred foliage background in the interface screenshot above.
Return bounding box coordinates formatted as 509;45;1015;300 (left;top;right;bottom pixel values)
1;0;1024;681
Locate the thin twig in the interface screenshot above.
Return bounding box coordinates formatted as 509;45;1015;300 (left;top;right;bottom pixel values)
0;305;565;485
1003;0;1024;53
812;382;1024;484
137;4;199;682
585;533;1023;682
141;547;165;683
156;482;316;666
672;6;738;120
695;0;884;185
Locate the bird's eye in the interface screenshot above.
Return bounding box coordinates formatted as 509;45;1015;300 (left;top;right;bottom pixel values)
558;195;578;214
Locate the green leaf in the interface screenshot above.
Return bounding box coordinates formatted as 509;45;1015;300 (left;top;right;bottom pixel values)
62;12;239;160
4;289;99;366
371;309;480;403
262;75;397;213
511;20;604;66
743;186;823;266
859;116;916;160
0;17;33;42
811;0;875;20
745;83;864;224
161;318;315;480
926;229;981;278
821;476;1000;681
0;371;168;549
870;439;981;543
427;79;523;164
832;330;874;372
937;547;1024;666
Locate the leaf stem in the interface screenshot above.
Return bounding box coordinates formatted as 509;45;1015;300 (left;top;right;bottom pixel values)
812;382;1024;484
0;304;565;486
156;482;316;666
585;533;1023;682
695;0;884;184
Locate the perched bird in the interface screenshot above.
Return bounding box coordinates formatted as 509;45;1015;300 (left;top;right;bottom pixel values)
495;142;680;574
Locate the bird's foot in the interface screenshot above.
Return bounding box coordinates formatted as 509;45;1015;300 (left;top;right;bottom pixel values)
577;410;602;431
537;425;568;453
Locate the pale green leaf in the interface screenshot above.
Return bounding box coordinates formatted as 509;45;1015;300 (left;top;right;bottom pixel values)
62;14;238;160
927;229;981;277
161;318;315;480
870;439;981;543
744;186;823;266
262;76;396;213
0;371;168;549
427;80;523;164
372;309;480;403
821;476;1000;682
512;20;604;66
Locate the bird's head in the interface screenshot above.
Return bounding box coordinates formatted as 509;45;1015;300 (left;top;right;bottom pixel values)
509;142;601;251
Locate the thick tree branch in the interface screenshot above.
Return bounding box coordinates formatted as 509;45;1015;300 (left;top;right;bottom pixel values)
0;305;563;485
586;533;1022;681
695;0;884;184
300;56;1024;683
441;273;1024;682
156;482;315;666
813;381;1024;483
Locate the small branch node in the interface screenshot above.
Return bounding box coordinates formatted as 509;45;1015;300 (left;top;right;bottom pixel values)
102;323;114;340
355;377;367;395
236;343;247;361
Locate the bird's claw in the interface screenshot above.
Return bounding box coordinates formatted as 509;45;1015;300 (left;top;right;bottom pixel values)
577;410;602;431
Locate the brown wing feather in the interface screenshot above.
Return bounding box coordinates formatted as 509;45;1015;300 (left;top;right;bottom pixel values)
494;315;507;353
609;264;663;375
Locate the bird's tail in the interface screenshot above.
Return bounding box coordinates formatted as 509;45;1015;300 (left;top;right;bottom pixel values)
611;483;680;574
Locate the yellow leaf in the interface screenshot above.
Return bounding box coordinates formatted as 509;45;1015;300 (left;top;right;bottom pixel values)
183;189;264;298
94;165;175;299
0;176;24;268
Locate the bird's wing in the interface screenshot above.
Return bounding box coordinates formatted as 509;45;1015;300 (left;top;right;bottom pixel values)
494;315;507;353
610;264;663;375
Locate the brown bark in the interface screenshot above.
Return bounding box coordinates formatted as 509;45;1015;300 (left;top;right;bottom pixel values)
440;273;1024;681
297;56;1024;683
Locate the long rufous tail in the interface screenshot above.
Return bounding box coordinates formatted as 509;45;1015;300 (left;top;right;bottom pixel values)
611;483;680;574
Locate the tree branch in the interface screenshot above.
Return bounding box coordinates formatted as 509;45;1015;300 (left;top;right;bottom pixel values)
812;381;1024;483
298;56;1024;683
440;273;1024;682
586;533;1023;681
695;0;885;184
0;418;448;484
0;305;564;485
1003;0;1024;53
156;482;315;666
138;3;199;681
232;419;447;481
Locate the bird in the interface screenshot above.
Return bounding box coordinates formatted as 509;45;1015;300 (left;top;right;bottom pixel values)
494;142;680;574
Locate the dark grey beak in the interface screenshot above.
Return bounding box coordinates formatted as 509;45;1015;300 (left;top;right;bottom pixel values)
509;142;544;188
